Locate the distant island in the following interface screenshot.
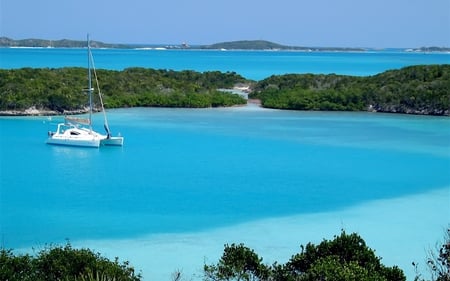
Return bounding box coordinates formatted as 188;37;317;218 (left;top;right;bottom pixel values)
405;46;450;53
0;37;130;49
2;37;449;52
199;40;366;52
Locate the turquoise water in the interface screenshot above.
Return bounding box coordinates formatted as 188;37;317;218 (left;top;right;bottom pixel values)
0;49;450;280
1;108;449;279
1;47;449;80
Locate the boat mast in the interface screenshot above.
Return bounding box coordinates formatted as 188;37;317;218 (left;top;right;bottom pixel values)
87;34;93;130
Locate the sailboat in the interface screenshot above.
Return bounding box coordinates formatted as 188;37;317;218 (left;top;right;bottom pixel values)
47;35;124;148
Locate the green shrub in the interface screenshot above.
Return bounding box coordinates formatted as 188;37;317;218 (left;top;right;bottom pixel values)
204;231;406;281
0;243;141;281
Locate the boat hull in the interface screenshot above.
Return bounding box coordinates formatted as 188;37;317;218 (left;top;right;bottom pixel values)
46;137;101;148
101;136;124;146
46;123;104;148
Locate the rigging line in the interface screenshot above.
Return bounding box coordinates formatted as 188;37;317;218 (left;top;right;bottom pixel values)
89;50;111;135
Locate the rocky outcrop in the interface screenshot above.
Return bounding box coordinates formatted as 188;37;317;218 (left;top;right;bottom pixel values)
0;106;92;116
368;104;449;116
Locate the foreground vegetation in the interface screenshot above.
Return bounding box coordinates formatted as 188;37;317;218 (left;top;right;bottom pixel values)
2;230;449;281
0;243;141;281
204;231;406;281
0;68;248;113
250;64;450;115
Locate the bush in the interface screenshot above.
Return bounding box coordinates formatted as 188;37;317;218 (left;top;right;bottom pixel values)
204;231;406;281
0;243;141;281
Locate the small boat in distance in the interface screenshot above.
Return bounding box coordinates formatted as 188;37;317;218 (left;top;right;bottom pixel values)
47;35;124;148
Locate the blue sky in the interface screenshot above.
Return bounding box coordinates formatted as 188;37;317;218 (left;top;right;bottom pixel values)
1;0;449;48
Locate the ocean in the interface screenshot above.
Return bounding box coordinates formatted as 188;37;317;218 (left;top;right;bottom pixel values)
0;48;449;280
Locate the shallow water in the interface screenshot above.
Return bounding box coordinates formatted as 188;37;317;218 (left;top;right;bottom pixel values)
69;187;449;280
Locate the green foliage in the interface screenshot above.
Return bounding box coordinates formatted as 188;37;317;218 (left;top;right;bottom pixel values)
0;243;141;281
204;243;270;281
0;67;88;111
366;65;450;115
204;231;406;281
2;64;448;115
282;231;405;281
250;65;450;115
0;67;247;112
0;249;34;281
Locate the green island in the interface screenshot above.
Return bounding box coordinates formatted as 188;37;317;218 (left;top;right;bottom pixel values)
0;68;248;115
0;64;449;116
0;37;131;49
251;64;450;116
2;229;449;281
200;40;366;52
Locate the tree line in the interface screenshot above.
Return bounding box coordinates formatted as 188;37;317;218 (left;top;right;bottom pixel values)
250;64;450;116
1;64;449;115
0;67;248;113
2;229;449;281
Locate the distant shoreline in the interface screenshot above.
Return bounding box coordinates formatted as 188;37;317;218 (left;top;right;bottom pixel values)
2;37;449;53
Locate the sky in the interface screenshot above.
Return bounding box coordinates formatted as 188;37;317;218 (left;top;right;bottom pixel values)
1;0;449;48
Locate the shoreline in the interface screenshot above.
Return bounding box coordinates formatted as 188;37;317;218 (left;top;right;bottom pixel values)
1;103;447;117
0;106;94;116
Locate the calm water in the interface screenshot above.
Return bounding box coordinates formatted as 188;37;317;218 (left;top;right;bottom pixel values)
0;49;449;280
1;47;449;80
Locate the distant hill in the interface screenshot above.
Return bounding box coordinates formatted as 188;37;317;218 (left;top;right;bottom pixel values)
201;40;365;51
203;40;286;50
201;40;366;51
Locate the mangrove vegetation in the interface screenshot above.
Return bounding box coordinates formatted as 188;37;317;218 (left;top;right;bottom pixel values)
250;64;450;115
0;64;449;116
0;67;248;114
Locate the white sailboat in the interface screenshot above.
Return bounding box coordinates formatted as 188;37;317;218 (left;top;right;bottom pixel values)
47;35;124;148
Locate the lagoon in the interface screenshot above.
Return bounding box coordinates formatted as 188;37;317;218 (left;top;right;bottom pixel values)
1;107;449;280
0;48;449;280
